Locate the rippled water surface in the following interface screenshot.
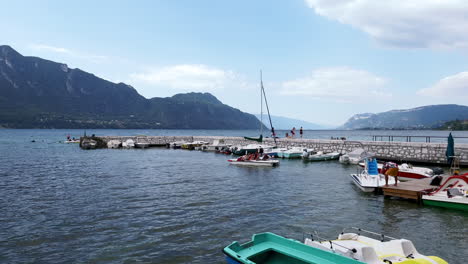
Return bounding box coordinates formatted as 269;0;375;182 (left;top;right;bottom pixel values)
1;129;467;263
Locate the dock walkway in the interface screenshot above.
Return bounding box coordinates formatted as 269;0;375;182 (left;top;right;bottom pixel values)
382;176;446;202
82;135;468;165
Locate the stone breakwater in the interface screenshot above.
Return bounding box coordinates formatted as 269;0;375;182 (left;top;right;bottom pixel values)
84;136;468;165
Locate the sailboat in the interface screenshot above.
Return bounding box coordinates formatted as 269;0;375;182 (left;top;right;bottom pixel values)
231;71;277;156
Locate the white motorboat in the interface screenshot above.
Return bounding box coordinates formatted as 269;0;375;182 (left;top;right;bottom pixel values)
81;139;97;149
304;227;447;264
350;158;397;192
422;173;468;211
64;139;80;143
301;148;316;158
305;151;340;161
202;139;232;152
228;154;279;167
358;162;434;181
262;147;285;158
275;148;289;158
340;148;374;164
181;141;208;150
231;144;274;155
281;147;304;159
122;139;135;148
168;141;186;149
107;139;121;149
135;142;150;149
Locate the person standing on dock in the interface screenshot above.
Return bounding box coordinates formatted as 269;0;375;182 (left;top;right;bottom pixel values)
291;127;296;138
299;127;303;138
384;167;399;187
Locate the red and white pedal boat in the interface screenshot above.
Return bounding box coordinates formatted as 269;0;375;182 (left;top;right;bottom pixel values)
358;162;434;181
228;154;279;167
423;173;468;211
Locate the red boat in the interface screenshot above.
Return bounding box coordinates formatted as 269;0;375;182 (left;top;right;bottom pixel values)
358;162;435;181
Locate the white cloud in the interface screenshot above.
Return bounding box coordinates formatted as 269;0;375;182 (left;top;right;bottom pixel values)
28;44;108;63
280;67;390;102
418;71;468;98
130;64;251;92
30;44;71;54
305;0;468;49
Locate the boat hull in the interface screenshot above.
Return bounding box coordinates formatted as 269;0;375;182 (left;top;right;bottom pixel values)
358;162;433;181
307;153;340;161
225;256;241;264
305;229;447;264
228;159;279;167
64;140;79;144
350;174;376;192
134;143;150;149
282;152;302;159
224;232;365;264
423;198;468;211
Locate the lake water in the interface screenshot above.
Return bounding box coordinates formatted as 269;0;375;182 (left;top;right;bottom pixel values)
1;129;467;263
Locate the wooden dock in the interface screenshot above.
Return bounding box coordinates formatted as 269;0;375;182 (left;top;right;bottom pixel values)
382;176;446;202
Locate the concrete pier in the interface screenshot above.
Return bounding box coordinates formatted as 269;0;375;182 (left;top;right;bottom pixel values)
82;136;468;166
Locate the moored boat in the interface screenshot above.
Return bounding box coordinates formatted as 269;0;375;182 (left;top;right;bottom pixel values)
305;151;340;161
304;227;447;264
167;141;186;149
358;162;434;181
181;141;208;150
228;154;279;167
231;144;274;156
281;147;304;159
134;142;150;149
107;139;121;149
339;148;374;164
64;139;80;143
122;139;135;148
202;139;232;152
422;173;468;211
262;147;283;158
81;139;97;149
350;158;397;192
224;232;365;264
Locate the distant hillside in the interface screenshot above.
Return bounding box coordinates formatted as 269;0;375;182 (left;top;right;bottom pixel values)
255;114;325;129
438;120;468;130
0;45;260;129
340;105;468;129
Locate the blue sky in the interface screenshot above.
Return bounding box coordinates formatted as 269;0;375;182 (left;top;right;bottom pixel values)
2;0;468;126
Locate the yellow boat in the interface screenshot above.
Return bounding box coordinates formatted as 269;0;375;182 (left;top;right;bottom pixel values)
304;227;447;264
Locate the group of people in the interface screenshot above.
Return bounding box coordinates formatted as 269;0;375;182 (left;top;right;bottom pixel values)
237;148;270;161
66;135;77;141
284;126;303;139
330;136;347;140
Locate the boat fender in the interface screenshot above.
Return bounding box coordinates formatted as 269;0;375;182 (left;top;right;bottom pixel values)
383;260;392;264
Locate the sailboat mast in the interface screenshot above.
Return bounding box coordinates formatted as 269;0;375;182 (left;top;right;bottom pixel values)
261;73;277;147
260;70;263;137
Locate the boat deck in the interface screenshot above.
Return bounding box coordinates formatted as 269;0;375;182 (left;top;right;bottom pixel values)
382;176;448;202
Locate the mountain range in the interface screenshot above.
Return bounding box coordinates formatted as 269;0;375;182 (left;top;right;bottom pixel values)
0;45;260;129
340;104;468;129
255;114;325;130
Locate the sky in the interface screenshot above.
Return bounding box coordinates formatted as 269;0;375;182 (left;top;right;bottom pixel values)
2;0;468;127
